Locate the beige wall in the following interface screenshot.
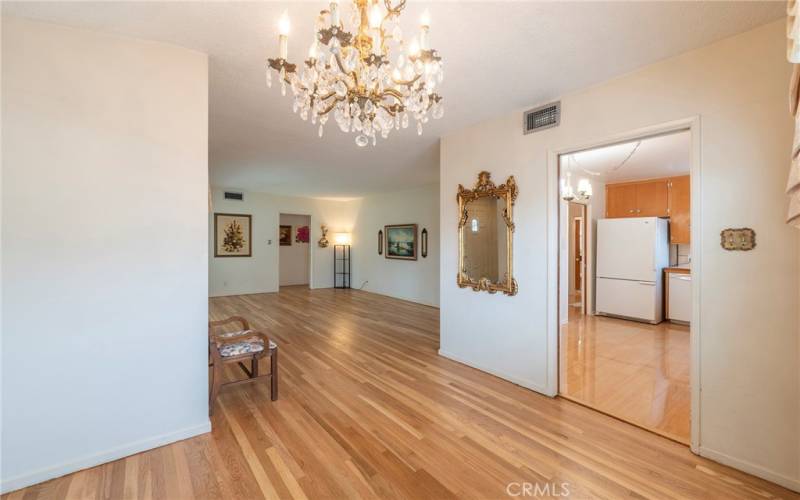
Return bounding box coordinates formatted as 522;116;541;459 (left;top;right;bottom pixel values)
209;189;358;295
441;20;798;490
2;17;209;492
351;184;440;307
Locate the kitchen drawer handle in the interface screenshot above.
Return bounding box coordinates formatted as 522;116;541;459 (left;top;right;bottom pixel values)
637;281;655;286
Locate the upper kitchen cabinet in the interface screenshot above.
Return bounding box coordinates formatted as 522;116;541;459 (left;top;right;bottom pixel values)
606;183;638;217
636;180;669;217
605;179;668;218
668;175;690;244
605;175;691;244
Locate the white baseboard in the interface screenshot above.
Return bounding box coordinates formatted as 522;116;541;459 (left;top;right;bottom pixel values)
438;349;553;396
697;446;800;493
357;288;440;309
1;421;211;494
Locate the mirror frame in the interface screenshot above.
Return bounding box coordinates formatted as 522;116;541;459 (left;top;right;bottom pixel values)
457;171;518;296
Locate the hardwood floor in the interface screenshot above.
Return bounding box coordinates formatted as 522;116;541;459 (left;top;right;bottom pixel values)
5;287;797;499
559;306;690;444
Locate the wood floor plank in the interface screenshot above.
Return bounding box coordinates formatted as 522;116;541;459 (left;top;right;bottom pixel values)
4;287;798;500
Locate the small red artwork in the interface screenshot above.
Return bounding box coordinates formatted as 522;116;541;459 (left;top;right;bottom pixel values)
296;225;310;243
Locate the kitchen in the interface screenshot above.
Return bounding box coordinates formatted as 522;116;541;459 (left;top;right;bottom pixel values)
558;130;692;443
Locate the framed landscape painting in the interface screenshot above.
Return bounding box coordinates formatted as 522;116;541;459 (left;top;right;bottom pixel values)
385;224;418;260
214;213;252;257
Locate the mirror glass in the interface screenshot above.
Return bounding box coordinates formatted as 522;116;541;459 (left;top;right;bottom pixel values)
462;196;508;284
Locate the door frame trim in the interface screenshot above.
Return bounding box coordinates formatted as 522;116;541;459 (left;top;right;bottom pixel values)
546;116;701;452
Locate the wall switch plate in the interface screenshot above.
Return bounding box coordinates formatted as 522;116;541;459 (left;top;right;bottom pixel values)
720;228;756;251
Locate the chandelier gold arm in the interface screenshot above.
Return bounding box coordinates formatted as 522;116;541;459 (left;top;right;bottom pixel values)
333;52;360;88
390;73;422;87
382;0;406;20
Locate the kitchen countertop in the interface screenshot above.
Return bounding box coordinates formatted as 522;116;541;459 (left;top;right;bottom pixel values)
665;265;691;274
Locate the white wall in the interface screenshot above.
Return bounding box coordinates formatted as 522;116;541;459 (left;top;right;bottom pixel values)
351;184;440;307
440;20;799;491
1;17;209;492
279;213;311;286
209;189;358;296
211;185;440;307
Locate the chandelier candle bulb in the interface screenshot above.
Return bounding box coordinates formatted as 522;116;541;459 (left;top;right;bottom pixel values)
330;0;340;26
408;37;420;57
278;12;290;59
420;9;431;49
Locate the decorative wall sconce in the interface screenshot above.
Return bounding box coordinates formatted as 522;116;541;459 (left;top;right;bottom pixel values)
318;225;330;248
421;228;428;258
378;229;383;255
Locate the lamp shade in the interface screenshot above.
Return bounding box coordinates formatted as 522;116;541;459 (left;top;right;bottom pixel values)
333;232;352;245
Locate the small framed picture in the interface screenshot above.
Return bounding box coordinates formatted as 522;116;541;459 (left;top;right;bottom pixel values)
214;213;252;257
279;225;292;246
385;224;418;260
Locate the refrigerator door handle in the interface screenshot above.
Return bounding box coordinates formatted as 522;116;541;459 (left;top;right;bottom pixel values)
637;281;655;286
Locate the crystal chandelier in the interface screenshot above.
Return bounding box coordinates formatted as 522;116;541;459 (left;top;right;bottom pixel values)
266;0;444;147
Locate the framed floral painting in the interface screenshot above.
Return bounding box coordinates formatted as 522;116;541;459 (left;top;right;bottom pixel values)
214;213;252;257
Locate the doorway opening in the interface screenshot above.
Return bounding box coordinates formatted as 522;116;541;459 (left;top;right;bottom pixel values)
279;213;312;289
557;129;692;445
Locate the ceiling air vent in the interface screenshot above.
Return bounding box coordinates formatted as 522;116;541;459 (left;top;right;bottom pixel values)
523;101;560;135
224;191;244;201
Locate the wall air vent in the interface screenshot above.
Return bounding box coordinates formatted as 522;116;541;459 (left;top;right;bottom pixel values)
224;191;244;201
523;101;560;134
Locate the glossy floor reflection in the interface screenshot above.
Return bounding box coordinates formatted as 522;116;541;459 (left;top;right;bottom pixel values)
559;306;690;443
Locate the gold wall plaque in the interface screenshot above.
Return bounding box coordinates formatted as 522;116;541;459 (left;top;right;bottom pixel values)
720;228;756;251
457;171;518;296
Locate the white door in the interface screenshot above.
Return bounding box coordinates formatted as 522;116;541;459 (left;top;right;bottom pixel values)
596;277;659;322
597;218;657;282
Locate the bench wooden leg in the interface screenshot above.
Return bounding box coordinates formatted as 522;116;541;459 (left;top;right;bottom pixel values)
209;363;222;416
270;348;278;401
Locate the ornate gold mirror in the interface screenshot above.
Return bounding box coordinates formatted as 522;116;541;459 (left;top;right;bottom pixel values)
457;171;518;296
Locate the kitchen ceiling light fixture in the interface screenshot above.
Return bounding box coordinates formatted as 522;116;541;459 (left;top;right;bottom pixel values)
561;159;592;202
266;0;444;147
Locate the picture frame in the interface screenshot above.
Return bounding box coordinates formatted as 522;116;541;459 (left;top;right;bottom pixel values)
214;213;252;257
279;225;292;246
385;224;418;260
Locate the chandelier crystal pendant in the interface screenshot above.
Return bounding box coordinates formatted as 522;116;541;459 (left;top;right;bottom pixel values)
266;0;444;147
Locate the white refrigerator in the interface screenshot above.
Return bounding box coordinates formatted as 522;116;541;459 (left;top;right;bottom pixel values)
596;217;669;324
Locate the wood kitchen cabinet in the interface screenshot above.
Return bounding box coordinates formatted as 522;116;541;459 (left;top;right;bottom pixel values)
668;175;690;244
605;183;638;217
605;179;668;218
605;175;691;244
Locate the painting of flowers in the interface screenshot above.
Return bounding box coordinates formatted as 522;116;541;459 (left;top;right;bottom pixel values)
296;225;310;243
214;213;252;257
385;224;418;260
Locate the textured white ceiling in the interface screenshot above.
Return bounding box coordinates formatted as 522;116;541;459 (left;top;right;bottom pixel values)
562;131;691;184
3;1;784;197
